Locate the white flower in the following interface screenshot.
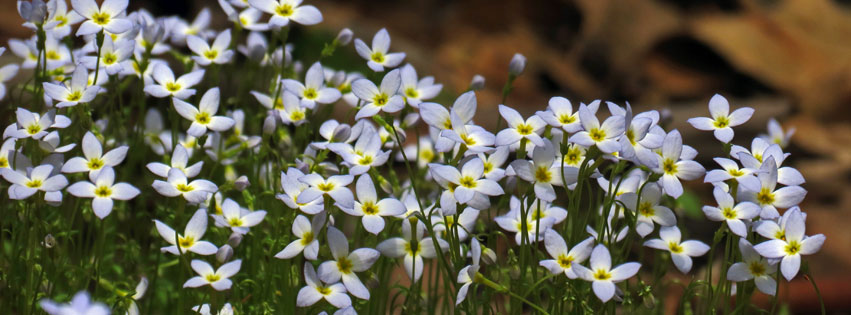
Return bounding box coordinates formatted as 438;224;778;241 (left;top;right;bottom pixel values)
144;64;205;99
154;209;218;255
318;227;380;300
644;226;709;273
82;37;134;75
1;164;67;200
67;166;139;219
703;157;754;185
0;61;20;101
479;145;508;181
328;126;389;175
275;212;325;260
510;139;578;201
9;108;69;140
339;175;405;234
733;138;804;186
539;231;594;279
753;208;825;281
211;198;266;235
398;64;441;108
152;168;217;204
354;28;405;72
188;29;234;66
146;145;203;178
739;159;806;219
432;209;479;241
727;239;778;295
429;158;503;206
171;8;212;44
46;0;85;38
569;105;625;154
276;167;324;214
687;94;754;143
495;203;555;245
184;259;241;291
537;96;583;133
377;219;448;281
509;196;568;225
38;130;76;153
496;104;547;147
72;0;132;36
456;238;481;305
126;277;148;315
297;262;352;308
173;87;235;137
0;138;20;169
40;291;109;315
440;113;495;154
573;244;641;302
62;131;128;177
759;118;794;149
352;69;404;120
607;103;664;161
618;184;676;238
248;0;323;28
702;187;760;237
283;62;342;109
651;130;705;198
297;173;355;208
191;302;234;315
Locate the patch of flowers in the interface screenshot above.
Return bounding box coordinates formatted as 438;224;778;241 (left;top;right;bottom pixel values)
0;0;825;314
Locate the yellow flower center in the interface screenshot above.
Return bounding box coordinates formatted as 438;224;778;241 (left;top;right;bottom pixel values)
405;87;418;98
404;240;421;256
557;254;574;269
67;90;83;101
195;112;211;124
94;185;112;197
27;124;42;135
358;155;373;166
55;15;68;27
301;231;314;245
362;202;379;215
178;236;194;248
558;114;576;125
92;11;110;25
516;124;533;135
26;179;43;188
662;159;678;175
639;202;654;217
668;242;683;253
303;88;317;100
166;82;181;92
728;168;744;177
420;149;435;163
373;93;389;106
722;207;737;220
370;52;385;63
46;50;60;60
442;118;453;130
205;273;221;282
317;286;332;295
534;166;552;183
459;176;477;188
228;217;243;227
290;110;305;121
626;129;637;146
589;128;606;142
87;157;104;170
461;134;476;146
593;269;612;281
713;116;730;128
0;157;7;168
275;4;294;16
483;162;493;174
337;257;353;274
203;50;218;60
176;183;194;192
748;261;766;276
317;182;334;192
784;241;801;255
757;188;775;205
102;53;117;65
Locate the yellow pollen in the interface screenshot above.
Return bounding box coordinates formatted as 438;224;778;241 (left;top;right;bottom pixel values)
443;118;453;130
534;166;552;183
317;286;332;295
516;124;533;135
290;110;305;121
94;185;112;197
303;88;317;99
26;179;43;188
639;202;654;217
749;261;766;276
459;176;477;188
301;231;314;245
557;254;574;269
362;202;379;215
178;236;194;248
27;124;42;135
404;241;421;256
728;169;744;177
373;94;389;106
370;52;385;63
713;116;730;128
784;241;801;255
166;82;181;92
0;157;7;168
228;217;243;227
337;257;353;274
626;129;636;146
662;159;678;175
46;50;60;60
483;162;493;174
275;4;293;16
593;269;612;281
559;114;576;124
317;182;334;192
589;128;606;142
87;158;104;170
722;207;737;219
92;11;110;25
358;155;373;166
203;50;218;60
176;183;194;192
195;112;211;124
205;273;221;282
756;188;775;205
405;87;418;98
55;15;68;27
67;90;82;101
461;134;476;146
668;242;683;253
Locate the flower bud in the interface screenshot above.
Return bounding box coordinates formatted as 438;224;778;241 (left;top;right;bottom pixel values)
227;232;243;248
508;53;526;76
332;124;351;143
42;234;56;248
470;75;485;90
263;114;277;135
336;28;353;46
142;21;165;47
402;113;419;128
481;246;498;265
217;244;234;263
235;175;250;191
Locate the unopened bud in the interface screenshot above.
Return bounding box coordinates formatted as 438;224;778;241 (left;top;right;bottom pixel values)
481;247;497;265
470;75;485;90
217;245;234;263
508;53;526;76
42;234;56;248
263;114;277;135
235;175;250;191
227;232;243;248
331;124;351;143
335;28;353;46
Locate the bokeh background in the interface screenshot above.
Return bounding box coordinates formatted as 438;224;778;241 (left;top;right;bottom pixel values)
2;0;850;313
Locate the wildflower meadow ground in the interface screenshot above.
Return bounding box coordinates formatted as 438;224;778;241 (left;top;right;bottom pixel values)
0;0;827;314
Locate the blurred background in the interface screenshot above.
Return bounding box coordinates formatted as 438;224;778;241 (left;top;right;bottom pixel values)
2;0;850;313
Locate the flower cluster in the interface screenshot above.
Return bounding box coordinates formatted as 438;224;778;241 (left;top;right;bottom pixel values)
2;0;824;314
